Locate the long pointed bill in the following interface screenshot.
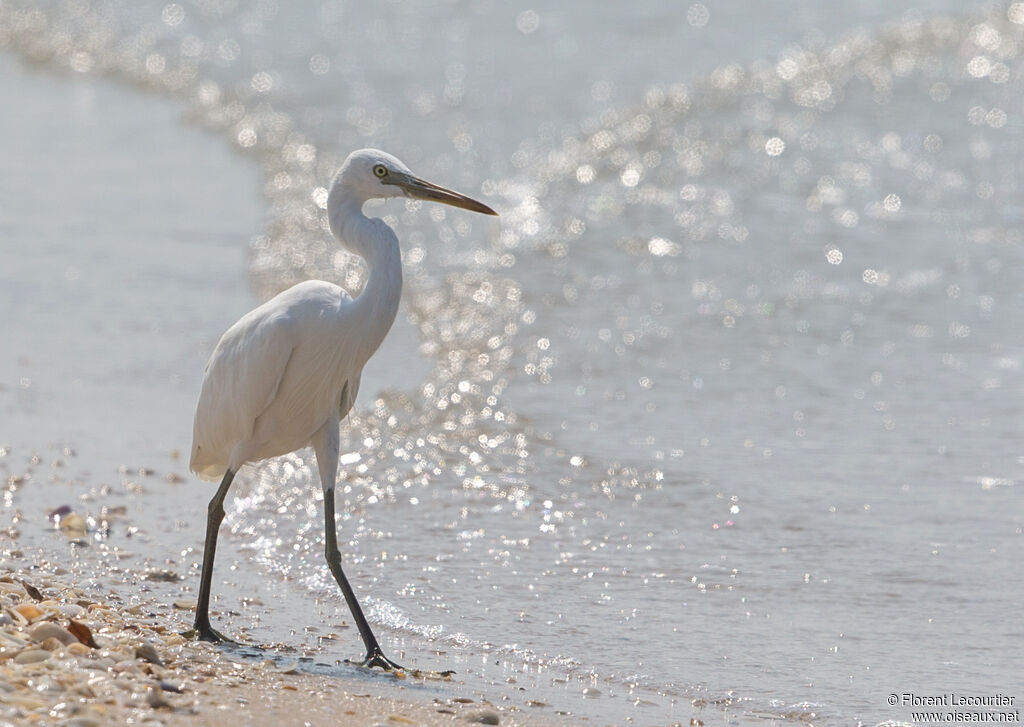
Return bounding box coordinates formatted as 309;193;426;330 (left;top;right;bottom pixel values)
390;174;498;216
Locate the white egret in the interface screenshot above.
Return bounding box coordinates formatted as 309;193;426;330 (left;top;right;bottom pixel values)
185;148;497;670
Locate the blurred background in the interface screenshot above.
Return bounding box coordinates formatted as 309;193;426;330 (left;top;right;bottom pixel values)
1;2;1022;724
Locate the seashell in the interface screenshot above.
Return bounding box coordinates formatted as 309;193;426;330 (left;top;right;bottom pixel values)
67;619;99;647
14;603;46;623
59;512;88;537
19;580;43;600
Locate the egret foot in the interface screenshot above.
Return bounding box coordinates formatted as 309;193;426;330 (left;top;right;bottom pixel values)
347;648;405;672
182;624;239;644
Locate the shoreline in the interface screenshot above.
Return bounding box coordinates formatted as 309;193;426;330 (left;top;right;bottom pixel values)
0;53;558;727
0;568;567;727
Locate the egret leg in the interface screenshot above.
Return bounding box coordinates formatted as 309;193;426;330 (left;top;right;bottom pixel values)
313;421;404;671
183;467;238;643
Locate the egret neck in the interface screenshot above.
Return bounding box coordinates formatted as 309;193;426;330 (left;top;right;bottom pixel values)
328;194;403;364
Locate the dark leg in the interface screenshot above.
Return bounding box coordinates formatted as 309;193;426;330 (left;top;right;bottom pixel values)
322;487;404;670
313;419;403;670
183;468;237;643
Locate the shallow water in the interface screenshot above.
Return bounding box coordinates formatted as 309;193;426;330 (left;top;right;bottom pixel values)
2;1;1023;724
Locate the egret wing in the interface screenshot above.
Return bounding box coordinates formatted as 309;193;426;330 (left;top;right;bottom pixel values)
189;306;298;481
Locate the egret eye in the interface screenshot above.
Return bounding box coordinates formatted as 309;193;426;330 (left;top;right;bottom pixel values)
373;164;388;178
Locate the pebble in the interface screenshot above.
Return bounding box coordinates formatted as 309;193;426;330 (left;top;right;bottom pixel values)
67;642;92;656
33;675;64;694
29;621;79;646
64;719;102;727
466;710;500;725
2;693;47;710
0;630;28;649
39;636;66;651
55;603;86;618
134;642;164;666
0;567;464;727
143;569;180;583
13;648;52;664
146;686;172;709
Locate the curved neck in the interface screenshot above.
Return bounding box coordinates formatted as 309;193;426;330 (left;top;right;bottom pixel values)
329;195;403;362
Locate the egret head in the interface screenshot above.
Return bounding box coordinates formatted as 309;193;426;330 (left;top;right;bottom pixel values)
332;148;497;216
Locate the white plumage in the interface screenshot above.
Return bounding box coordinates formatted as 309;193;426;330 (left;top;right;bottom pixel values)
184;148;497;670
191;278;366;479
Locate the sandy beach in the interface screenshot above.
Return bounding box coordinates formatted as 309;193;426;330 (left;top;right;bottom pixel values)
0;567;569;727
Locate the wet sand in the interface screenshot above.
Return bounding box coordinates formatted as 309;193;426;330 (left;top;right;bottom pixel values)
0;569;565;727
